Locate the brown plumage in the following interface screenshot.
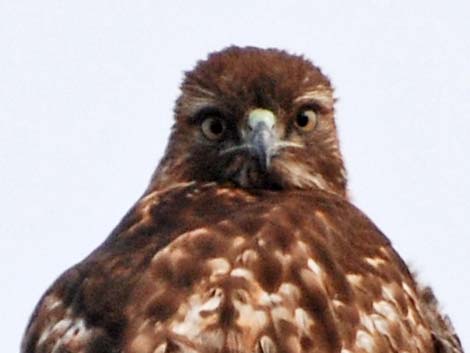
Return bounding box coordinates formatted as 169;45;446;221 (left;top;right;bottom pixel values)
22;46;462;353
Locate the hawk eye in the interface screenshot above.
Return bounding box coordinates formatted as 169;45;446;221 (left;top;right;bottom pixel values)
295;108;318;132
201;116;226;140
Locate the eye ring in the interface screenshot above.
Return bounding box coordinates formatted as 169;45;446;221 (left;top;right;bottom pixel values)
201;116;226;140
295;108;318;132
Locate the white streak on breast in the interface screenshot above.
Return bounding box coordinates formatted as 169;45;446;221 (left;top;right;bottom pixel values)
294;308;313;333
402;282;416;299
346;273;363;287
259;335;277;353
307;258;323;276
359;312;375;333
236;249;258;265
153;342;167;353
57;318;90;343
271;306;293;331
233;300;268;329
171;291;223;337
370;313;390;335
232;236;246;248
207;257;231;279
278;283;301;301
39;316;93;353
364;257;386;268
355;330;375;353
332;299;344;308
201;329;225;351
259;292;282;306
381;284;396;302
373;300;399;321
231;268;255;281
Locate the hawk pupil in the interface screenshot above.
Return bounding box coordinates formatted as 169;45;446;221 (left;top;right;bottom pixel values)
296;112;309;127
210;119;224;135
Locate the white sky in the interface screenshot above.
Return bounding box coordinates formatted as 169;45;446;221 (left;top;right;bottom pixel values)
1;1;468;351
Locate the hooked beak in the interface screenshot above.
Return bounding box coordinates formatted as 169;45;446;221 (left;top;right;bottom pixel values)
247;109;277;171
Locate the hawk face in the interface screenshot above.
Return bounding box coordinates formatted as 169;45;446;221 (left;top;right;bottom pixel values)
152;46;347;196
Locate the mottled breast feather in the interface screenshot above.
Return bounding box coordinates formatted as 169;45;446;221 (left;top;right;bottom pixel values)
21;183;459;353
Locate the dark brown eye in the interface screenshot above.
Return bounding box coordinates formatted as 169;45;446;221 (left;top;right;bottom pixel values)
295;109;317;131
201;116;226;140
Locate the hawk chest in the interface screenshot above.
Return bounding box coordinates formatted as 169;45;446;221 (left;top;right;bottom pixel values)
119;185;433;353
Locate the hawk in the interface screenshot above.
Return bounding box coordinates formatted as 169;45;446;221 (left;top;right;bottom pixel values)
22;47;462;353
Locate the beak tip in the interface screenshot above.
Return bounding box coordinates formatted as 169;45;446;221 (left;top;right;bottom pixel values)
251;128;276;171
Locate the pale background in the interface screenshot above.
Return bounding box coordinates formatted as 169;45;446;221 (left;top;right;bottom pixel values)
1;1;468;351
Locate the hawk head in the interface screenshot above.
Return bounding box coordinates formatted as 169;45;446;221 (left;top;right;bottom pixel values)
151;46;347;196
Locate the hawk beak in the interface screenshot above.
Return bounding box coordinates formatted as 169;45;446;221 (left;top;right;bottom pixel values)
247;109;277;171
